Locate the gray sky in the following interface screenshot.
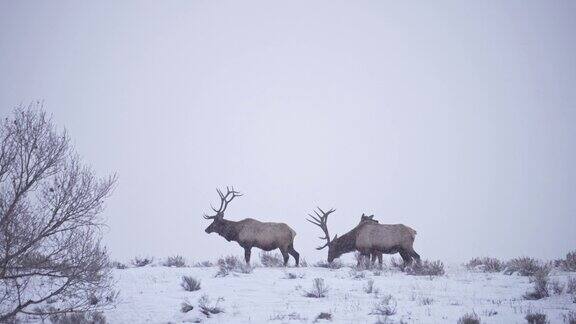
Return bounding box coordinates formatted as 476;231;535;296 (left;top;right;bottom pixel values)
1;1;575;264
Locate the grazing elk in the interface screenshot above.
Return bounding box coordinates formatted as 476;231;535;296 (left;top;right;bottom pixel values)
203;187;300;266
307;208;421;266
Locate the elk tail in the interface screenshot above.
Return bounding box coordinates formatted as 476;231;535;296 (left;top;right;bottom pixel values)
289;227;297;240
407;227;417;241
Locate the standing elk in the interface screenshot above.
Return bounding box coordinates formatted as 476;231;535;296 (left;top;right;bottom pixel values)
307;208;421;266
203;187;300;266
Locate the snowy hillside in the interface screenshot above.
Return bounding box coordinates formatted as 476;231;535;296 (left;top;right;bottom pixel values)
101;260;576;324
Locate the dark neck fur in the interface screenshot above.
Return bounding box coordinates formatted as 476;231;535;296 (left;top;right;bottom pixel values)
217;219;240;242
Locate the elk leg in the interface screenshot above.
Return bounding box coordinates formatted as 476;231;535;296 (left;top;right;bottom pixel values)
280;249;290;267
399;250;413;266
288;244;300;267
377;253;383;266
244;247;252;265
370;253;377;265
409;249;421;264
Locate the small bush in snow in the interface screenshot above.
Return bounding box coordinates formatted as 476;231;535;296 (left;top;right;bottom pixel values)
525;312;549;324
181;301;194;313
284;272;304;279
364;279;379;294
567;277;576;294
131;256;153;267
524;270;550;300
390;257;403;270
260;251;284;267
505;257;550;276
457;312;481;324
563;311;576;324
269;312;306;321
194;260;214;267
198;294;224;317
181;275;201;291
163;255;187;267
110;261;127;269
299;258;308;267
550;280;564;295
305;278;329;298
407;260;445;276
315;312;332;321
419;297;434;305
49;311;107;324
465;257;505;273
557;251;576;272
215;255;252;277
314;259;344;269
370;294;397;316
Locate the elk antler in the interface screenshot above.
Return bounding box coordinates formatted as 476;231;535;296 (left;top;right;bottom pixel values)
203;186;242;219
307;207;336;250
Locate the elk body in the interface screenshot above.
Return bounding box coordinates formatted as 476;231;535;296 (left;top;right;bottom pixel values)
203;187;300;266
308;208;421;265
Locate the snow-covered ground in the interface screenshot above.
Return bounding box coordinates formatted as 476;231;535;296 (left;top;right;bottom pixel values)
104;262;576;323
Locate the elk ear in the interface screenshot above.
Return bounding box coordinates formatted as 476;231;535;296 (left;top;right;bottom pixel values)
332;234;338;242
361;213;366;217
368;215;374;219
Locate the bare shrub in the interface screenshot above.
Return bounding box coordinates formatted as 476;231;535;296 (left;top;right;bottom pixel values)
0;104;117;321
419;297;434;305
505;257;550;276
284;272;304;279
299;258;308;267
364;279;379;294
524;270;550;300
390;257;403;270
465;257;505;273
315;312;332;321
314;259;343;269
181;276;201;291
215;255;252;277
180;301;194;313
563;311;576;324
193;260;214;268
305;278;329;298
260;251;284;267
350;269;366;279
49;311;107;324
567;277;576;294
163;255;186;268
407;260;445;276
525;312;549;324
557;251;576;272
198;294;224;317
550;280;564;295
110;261;127;270
457;312;481;324
370;294;397;316
482;309;498;317
269;312;306;321
131;256;153;268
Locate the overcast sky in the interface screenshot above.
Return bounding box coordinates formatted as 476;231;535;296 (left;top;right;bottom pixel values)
1;1;575;264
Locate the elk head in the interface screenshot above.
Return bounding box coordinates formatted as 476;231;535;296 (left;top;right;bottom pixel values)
307;207;338;262
203;187;242;234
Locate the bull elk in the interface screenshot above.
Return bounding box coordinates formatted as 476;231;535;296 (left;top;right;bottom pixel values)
307;207;421;265
203;187;300;266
